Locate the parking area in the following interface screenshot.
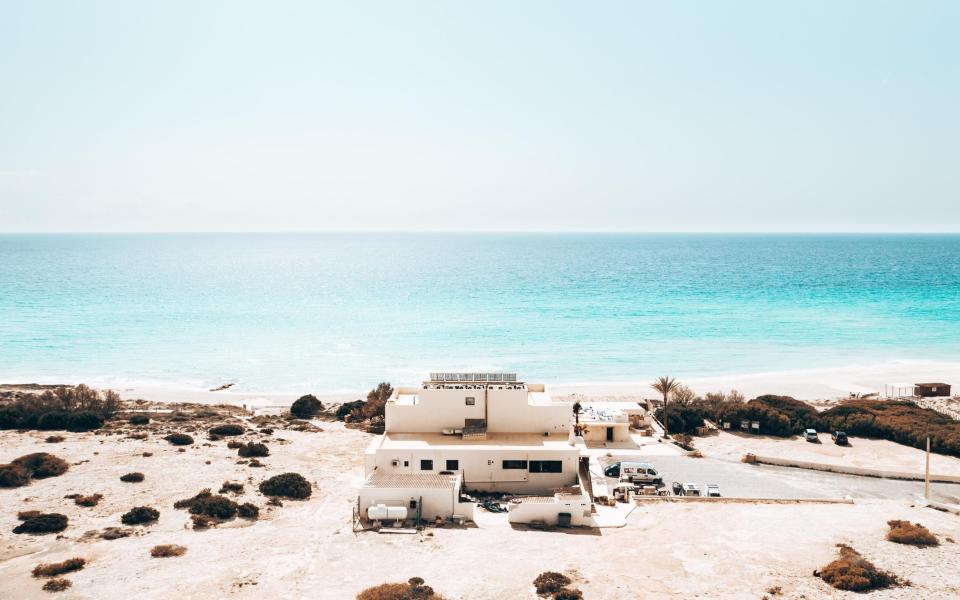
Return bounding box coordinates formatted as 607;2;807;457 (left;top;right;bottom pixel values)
594;454;960;503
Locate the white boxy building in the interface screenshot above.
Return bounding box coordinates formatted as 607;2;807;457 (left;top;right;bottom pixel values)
358;372;591;525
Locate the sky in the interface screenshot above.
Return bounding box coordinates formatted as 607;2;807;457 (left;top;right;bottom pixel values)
1;1;958;233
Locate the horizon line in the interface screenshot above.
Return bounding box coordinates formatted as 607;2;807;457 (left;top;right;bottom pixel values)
2;230;960;236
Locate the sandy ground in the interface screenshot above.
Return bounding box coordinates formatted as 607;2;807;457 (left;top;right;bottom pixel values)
3;411;960;599
696;430;960;478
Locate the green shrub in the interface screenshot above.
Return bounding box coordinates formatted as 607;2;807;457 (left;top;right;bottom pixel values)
654;405;707;435
42;578;72;592
821;400;960;457
174;489;238;518
356;577;440;599
45;435;65;443
335;400;365;421
13;513;68;534
259;472;311;499
219;481;244;494
237;503;259;519
553;589;583;600
37;412;69;430
120;472;145;483
32;558;86;578
129;414;150;425
12;453;69;479
121;506;159;525
66;411;104;431
209;423;245;436
164;433;194;446
290;394;323;418
238;442;269;457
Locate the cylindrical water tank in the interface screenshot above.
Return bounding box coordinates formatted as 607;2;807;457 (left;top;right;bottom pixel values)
367;504;408;520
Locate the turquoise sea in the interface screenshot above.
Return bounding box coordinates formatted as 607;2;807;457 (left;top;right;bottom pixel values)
1;234;959;393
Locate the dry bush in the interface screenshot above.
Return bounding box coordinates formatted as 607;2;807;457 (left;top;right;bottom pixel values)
120;472;145;483
174;489;238;519
13;513;69;534
238;442;269;457
190;514;217;529
42;578;72;592
534;572;572;596
248;458;265;468
32;558;85;578
357;577;441;600
142;451;153;457
150;544;186;558
74;493;103;507
100;527;131;540
129;414;150;425
127;432;148;440
290;394;323;418
259;472;311;499
219;481;244;494
226;440;243;449
0;384;118;432
121;506;159;525
819;544;902;591
552;589;583;600
19;510;43;520
45;435;65;443
209;423;245;436
0;463;31;487
237;503;259;519
887;520;939;546
164;432;194;445
12;452;70;479
766;586;782;595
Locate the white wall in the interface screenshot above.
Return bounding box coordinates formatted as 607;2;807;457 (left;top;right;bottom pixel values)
507;495;592;526
368;445;580;494
486;388;570;434
386;387;488;433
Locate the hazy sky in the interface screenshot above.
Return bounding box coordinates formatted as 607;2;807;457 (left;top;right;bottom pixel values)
1;1;958;232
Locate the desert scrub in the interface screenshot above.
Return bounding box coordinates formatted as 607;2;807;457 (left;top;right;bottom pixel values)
0;463;32;487
129;414;150;425
13;513;69;535
818;544;903;592
237;442;269;457
357;577;442;600
886;520;939;546
150;544;187;558
226;440;243;449
45;435;65;443
237;503;259;519
534;572;572;596
32;558;86;578
72;493;104;507
42;578;72;592
120;472;145;483
259;472;311;499
290;394;323;418
164;432;194;445
99;527;131;540
175;489;238;519
209;423;245;436
121;506;160;526
12;452;70;479
219;481;244;494
552;589;583;600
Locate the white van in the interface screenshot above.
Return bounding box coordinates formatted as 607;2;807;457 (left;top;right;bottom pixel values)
604;461;662;484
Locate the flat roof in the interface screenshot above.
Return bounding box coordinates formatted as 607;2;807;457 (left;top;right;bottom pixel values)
379;432;576;451
363;473;459;489
915;382;949;386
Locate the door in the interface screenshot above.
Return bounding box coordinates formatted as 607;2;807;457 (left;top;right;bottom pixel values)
606;427;614;442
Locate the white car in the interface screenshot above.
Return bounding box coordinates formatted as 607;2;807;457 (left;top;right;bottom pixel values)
706;484;721;497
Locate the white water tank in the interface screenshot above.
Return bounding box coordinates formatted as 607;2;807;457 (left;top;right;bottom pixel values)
367;504;408;521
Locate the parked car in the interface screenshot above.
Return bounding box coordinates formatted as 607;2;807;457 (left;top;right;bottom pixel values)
671;481;684;496
682;483;701;496
604;461;663;485
705;483;721;497
804;428;819;442
831;430;849;445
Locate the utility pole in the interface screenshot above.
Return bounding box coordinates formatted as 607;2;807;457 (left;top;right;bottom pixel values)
925;436;931;500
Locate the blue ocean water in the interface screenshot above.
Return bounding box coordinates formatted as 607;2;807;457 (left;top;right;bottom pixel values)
1;233;959;393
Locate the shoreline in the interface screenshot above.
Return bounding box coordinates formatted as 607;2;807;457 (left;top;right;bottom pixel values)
3;359;959;406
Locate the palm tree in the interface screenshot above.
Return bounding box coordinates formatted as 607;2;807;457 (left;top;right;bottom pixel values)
572;400;582;426
651;377;680;438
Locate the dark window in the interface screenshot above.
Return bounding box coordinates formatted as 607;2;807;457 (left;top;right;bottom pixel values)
446;459;459;471
420;459;433;470
502;460;528;470
529;460;562;473
465;397;475;405
403;460;409;467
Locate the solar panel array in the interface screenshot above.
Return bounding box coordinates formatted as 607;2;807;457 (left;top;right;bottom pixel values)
429;372;518;383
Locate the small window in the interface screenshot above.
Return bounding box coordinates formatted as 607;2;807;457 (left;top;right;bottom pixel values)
529;460;562;473
502;460;528;470
420;459;433;471
446;459;459;471
403;460;409;467
465;397;475;405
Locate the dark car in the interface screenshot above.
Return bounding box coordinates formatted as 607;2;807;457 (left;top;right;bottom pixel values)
831;430;849;445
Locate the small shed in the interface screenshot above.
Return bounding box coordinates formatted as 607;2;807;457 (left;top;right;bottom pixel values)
507;492;592;527
915;383;951;398
358;472;474;522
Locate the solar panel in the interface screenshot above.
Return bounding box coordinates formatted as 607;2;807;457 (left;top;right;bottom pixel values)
429;372;518;383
